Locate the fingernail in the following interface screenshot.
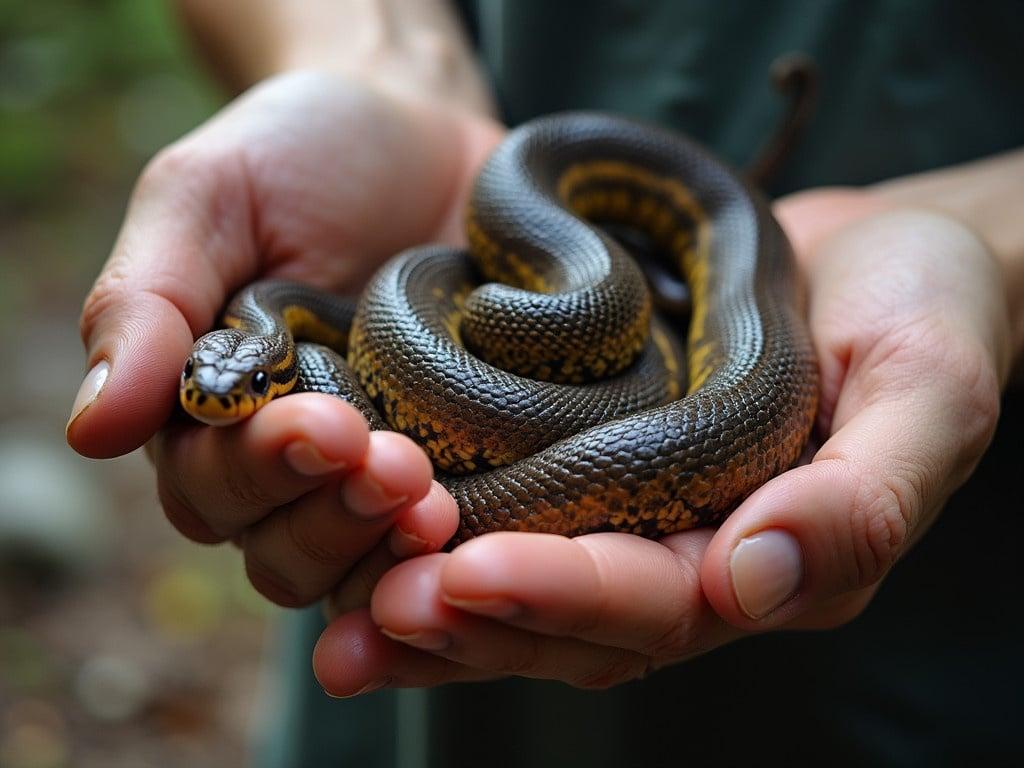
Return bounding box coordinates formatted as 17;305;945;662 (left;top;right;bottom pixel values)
343;474;408;519
285;441;347;476
442;595;521;619
324;677;390;699
389;525;433;559
380;627;451;651
730;529;803;619
67;360;109;432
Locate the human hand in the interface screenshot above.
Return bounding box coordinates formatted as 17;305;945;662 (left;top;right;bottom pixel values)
67;70;503;606
313;193;1009;695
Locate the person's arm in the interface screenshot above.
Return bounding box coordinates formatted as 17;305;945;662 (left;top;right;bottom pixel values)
175;0;496;115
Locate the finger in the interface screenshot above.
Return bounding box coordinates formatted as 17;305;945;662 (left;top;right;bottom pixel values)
703;383;996;629
371;554;655;688
786;587;878;631
151;393;370;542
772;187;888;259
431;531;733;659
322;481;460;617
389;481;461;558
701;211;1005;630
313;609;498;697
68;139;257;458
240;430;434;607
320;540;401;619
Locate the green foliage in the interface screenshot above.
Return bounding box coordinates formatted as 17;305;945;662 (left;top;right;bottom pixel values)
0;0;224;324
0;0;221;209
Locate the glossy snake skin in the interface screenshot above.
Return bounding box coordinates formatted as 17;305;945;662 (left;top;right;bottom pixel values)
180;113;819;545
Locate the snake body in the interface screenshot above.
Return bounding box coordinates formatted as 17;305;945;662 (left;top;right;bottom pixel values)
180;113;818;545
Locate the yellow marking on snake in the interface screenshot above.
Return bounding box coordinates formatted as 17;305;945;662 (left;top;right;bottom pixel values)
650;324;682;400
555;160;716;392
683;244;715;392
181;116;819;548
271;345;295;373
282;305;348;352
440;283;472;344
556;160;708;223
466;210;550;292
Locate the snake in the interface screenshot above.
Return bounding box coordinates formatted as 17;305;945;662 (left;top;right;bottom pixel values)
179;112;819;546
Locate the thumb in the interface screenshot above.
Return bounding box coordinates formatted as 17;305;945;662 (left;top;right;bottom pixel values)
67;143;256;458
701;210;1006;630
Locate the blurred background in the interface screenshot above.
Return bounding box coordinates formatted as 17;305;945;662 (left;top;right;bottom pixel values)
0;2;278;766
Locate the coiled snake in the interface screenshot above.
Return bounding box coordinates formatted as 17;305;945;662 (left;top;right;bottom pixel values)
179;113;819;545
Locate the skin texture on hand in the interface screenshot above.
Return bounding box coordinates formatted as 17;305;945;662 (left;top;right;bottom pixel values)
65;51;1016;694
313;193;1009;696
67;70;503;607
68;72;497;458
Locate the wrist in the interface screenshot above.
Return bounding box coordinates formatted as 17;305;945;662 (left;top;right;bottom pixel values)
275;26;496;119
177;0;496;118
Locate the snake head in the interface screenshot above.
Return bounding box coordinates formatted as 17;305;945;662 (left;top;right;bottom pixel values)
179;329;287;426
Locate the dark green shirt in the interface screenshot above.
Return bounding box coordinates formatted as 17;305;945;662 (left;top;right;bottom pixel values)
471;0;1023;194
259;3;1024;766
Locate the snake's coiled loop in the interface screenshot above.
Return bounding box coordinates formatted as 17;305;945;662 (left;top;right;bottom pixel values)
181;113;819;545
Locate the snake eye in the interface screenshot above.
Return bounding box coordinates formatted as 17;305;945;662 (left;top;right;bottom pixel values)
182;358;194;381
250;370;270;396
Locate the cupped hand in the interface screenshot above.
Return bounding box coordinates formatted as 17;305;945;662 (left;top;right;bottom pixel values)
314;193;1010;696
67;70;503;606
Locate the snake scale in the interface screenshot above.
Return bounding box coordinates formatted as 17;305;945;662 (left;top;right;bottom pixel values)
179;113;819;546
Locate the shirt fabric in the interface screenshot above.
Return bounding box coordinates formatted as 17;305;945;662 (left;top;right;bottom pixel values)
257;2;1024;766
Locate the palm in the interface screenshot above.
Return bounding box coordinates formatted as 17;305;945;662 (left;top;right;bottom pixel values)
177;72;502;296
70;71;501;459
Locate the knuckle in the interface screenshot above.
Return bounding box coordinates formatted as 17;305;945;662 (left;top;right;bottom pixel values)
157;477;224;545
350;562;384;602
563;607;604;640
636;558;702;658
285;509;352;569
244;550;307;608
569;652;650;690
137;141;206;196
420;656;469;689
638;612;700;660
490;633;544;678
220;450;277;511
223;470;276;511
79;263;132;346
843;464;916;589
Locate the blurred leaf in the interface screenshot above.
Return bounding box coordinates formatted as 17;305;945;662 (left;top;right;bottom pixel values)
0;0;220;212
144;565;226;639
0;628;58;691
0;111;61;203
